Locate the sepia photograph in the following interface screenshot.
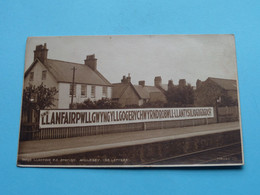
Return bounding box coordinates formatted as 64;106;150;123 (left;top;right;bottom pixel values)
17;34;243;167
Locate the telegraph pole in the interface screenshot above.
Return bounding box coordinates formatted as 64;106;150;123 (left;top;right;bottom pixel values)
70;67;76;109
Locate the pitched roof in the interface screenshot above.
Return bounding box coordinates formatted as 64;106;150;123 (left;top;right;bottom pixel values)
160;84;168;91
112;83;167;101
208;77;237;90
143;86;162;93
112;83;150;100
25;58;111;86
112;83;130;99
133;85;150;99
46;59;111;86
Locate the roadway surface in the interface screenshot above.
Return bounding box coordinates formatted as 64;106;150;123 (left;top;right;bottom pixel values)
18;121;240;160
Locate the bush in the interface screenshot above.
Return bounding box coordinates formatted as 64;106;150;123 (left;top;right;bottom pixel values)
74;98;122;109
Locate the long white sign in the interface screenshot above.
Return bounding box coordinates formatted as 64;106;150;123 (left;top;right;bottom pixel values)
39;107;214;129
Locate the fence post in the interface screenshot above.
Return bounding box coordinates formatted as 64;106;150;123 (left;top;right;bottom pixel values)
143;123;146;131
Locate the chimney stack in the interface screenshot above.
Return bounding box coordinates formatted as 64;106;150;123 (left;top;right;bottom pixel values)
168;79;174;89
85;54;97;71
139;80;145;87
196;79;202;89
126;73;131;83
154;76;162;87
121;74;131;84
179;79;186;87
121;75;126;83
34;43;48;64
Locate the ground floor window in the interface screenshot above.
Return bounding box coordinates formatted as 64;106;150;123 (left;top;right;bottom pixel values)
91;86;95;98
70;84;76;96
81;84;86;96
102;86;107;97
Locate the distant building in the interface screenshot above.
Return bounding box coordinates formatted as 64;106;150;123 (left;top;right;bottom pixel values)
112;75;149;106
112;75;167;107
24;43;112;109
139;79;167;104
195;77;238;106
154;76;169;91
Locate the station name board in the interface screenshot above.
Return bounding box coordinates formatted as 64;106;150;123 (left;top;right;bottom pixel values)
39;107;214;129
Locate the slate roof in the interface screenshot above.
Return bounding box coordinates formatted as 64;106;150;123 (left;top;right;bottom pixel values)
160;84;168;91
208;77;237;91
112;83;130;99
133;85;150;99
25;58;111;86
112;83;165;100
143;86;162;93
47;59;111;85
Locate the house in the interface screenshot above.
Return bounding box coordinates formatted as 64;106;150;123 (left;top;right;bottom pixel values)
140;77;167;103
112;75;167;107
24;43;112;109
111;75;148;107
195;77;238;106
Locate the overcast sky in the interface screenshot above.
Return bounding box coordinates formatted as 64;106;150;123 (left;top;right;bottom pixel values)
25;34;238;86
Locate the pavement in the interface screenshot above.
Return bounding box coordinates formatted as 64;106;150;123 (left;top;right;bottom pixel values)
18;121;240;159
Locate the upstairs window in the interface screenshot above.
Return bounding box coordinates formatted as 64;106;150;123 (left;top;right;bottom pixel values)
102;86;107;97
70;84;76;96
91;86;95;98
81;84;86;96
29;72;34;81
42;70;47;80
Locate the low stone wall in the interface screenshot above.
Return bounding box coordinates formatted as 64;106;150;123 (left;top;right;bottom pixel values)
18;129;242;166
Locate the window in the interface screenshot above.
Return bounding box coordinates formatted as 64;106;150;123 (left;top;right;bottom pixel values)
70;84;76;96
42;70;47;80
102;86;107;97
91;86;95;98
81;84;86;96
29;72;34;81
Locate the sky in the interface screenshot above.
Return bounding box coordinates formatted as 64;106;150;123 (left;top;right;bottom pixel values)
24;34;238;86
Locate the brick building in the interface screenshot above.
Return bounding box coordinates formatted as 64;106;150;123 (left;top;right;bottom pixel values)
195;77;238;106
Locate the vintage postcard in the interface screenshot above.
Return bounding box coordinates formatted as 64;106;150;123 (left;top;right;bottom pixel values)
17;34;244;167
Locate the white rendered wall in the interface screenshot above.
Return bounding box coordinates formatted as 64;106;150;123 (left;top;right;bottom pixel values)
58;83;112;109
24;61;58;108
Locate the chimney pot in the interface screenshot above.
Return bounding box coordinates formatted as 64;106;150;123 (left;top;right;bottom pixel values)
121;74;131;84
126;73;131;83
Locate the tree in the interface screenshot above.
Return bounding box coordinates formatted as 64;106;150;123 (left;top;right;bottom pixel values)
166;84;194;107
22;83;58;122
